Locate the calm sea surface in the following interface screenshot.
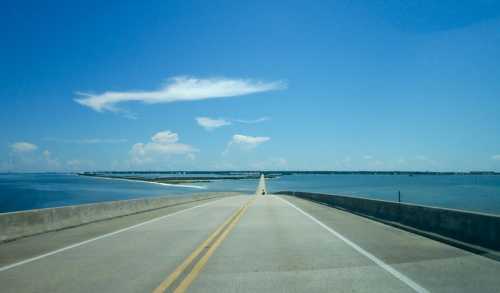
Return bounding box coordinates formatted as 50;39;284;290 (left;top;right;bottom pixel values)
1;173;500;215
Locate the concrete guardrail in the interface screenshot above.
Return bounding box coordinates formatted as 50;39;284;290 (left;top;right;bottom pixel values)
277;191;500;252
0;192;238;243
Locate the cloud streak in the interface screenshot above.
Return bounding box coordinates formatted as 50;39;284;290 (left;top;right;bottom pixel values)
44;138;128;144
195;116;270;131
225;134;270;153
10;142;38;152
233;117;270;124
196;117;232;130
76;76;286;113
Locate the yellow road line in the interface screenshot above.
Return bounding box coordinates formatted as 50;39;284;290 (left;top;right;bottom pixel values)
174;197;256;293
153;196;255;293
153;203;245;293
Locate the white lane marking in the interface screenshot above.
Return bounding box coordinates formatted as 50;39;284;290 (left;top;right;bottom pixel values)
87;175;206;189
273;195;429;293
0;197;233;272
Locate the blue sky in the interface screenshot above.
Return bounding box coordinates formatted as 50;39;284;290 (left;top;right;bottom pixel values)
1;0;500;171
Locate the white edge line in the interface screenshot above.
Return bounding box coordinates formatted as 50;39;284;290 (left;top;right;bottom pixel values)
273;195;429;293
0;197;228;272
88;175;206;189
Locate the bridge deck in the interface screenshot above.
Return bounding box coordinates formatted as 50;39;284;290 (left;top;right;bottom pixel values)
1;194;499;292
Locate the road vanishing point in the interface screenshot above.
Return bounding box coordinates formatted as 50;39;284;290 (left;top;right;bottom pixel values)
1;175;499;292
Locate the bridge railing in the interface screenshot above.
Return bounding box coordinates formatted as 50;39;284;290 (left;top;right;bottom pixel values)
277;191;500;256
0;192;239;243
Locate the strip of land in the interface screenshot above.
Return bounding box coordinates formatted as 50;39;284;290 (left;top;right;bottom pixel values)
79;172;278;185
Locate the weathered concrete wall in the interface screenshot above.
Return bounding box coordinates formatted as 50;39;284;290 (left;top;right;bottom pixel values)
277;191;500;251
0;192;238;242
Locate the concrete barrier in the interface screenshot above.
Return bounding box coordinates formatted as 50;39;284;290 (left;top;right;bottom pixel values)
0;192;238;243
277;191;500;252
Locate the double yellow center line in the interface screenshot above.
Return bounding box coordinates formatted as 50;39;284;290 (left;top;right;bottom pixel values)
153;196;256;293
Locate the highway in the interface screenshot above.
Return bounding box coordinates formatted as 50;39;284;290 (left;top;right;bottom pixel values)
1;179;499;292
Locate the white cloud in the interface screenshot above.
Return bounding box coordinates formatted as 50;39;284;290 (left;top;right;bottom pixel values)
130;130;198;164
233;117;270;124
492;154;500;161
5;145;64;171
44;138;127;144
151;131;179;144
363;155;373;160
226;134;270;152
195;116;270;131
10;142;38;152
75;76;286;113
196;117;231;131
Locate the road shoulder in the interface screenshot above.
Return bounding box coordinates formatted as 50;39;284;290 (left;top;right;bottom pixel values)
280;195;500;292
0;194;237;268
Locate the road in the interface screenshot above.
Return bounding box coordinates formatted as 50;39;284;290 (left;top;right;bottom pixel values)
1;193;499;292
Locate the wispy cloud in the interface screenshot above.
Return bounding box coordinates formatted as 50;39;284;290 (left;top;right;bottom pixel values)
195;116;270;131
196;117;232;131
233;117;270;124
44;138;128;144
75;76;286;113
492;154;500;161
130;130;198;164
10;142;38;152
225;134;270;153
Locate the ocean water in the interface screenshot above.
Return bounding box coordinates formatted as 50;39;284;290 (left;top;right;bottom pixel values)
0;173;199;213
1;173;499;215
267;174;500;215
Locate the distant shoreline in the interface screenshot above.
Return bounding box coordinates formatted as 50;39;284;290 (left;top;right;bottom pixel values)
78;174;207;189
1;171;498;176
77;172;279;187
77;171;500;177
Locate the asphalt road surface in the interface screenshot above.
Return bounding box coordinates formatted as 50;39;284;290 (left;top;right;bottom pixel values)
1;194;499;292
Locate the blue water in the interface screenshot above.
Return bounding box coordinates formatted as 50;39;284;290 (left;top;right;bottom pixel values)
0;173;199;213
1;173;500;215
268;174;500;215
